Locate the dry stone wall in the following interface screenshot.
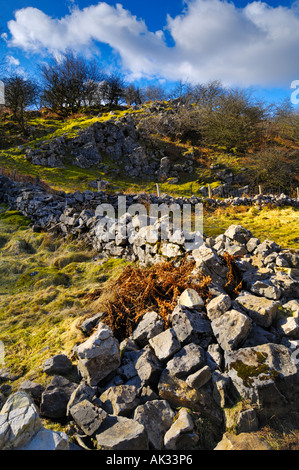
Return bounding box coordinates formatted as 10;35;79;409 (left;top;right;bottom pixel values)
1;175;299;450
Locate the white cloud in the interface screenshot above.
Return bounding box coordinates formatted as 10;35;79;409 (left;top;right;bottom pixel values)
4;55;26;77
6;0;299;87
6;55;20;67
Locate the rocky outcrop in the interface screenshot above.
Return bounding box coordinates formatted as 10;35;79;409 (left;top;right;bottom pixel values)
23;116;164;179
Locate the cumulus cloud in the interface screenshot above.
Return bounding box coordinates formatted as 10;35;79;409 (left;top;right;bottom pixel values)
6;0;299;87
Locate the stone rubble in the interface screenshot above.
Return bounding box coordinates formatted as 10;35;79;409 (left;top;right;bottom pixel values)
0;175;299;450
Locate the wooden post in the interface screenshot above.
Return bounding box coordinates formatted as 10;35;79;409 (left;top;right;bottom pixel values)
208;184;212;198
297;187;299;201
258;185;262;195
156;183;161;198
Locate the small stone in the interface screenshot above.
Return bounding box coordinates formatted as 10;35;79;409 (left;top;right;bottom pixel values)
40;376;77;419
74;322;121;386
100;385;140;417
235;292;279;327
186;366;212;389
133;400;175;449
18;380;45;404
206;294;231;321
96;415;148;450
277;316;299;339
246;237;261;253
80;312;106;335
69;399;107;436
171;305;212;345
149;328;181;362
166;343;206;379
178;288;204;309
43;354;73;375
135;349;164;386
132;311;164;347
211;310;252;351
164;408;194;450
224;225;252;245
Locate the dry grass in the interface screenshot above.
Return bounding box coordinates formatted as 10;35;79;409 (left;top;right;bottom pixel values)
85;257;212;342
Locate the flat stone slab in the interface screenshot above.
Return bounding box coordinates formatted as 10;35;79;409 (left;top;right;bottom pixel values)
235;292;279;327
96;415;148;450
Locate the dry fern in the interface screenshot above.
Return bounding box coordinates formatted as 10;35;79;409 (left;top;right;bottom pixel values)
88;257;212;341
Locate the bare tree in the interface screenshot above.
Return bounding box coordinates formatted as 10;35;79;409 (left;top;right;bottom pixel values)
99;73;126;106
4;74;40;133
124;83;145;106
144;84;167;102
40;52;104;114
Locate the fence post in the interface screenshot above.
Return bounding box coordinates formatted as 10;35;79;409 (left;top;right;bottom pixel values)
297;187;299;201
156;183;161;198
208;184;212;198
258;185;263;195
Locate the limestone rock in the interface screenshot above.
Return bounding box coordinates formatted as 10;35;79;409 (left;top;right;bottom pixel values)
43;354;73;375
66;382;97;416
149;328;181;362
133;400;175;449
192;245;229;286
135;349;164;386
235;292;279;327
178;288;204;309
164;408;194;450
96;415;148;450
74;322;121;386
18;380;45;405
158;368;201;410
17;428;69;450
224;225;252;245
214;432;272;450
186;365;212;389
69;399;107;436
225;343;299;414
0;392;42;450
211;309;252;351
206;294;232;321
100;385;140;417
165;343;206;379
171;305;212;345
132;311;164;347
277;316;299;339
40;376;77;419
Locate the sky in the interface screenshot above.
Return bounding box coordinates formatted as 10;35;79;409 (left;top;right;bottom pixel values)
0;0;299;105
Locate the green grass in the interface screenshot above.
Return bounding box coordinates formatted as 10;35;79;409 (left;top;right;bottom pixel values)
0;209;130;387
203;205;299;249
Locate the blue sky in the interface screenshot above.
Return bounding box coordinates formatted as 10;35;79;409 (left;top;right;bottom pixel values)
1;0;299;105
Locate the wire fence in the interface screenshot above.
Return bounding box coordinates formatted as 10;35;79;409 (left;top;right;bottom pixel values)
206;184;299;200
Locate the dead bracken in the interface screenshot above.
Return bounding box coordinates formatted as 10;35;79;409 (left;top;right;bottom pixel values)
90;257;212;341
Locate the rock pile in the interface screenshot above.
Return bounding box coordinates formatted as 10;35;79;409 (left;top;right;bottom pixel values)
0;174;298;266
1;221;299;450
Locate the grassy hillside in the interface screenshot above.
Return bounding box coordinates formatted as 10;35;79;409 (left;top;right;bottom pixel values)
1;101;298;196
0;207;130;386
